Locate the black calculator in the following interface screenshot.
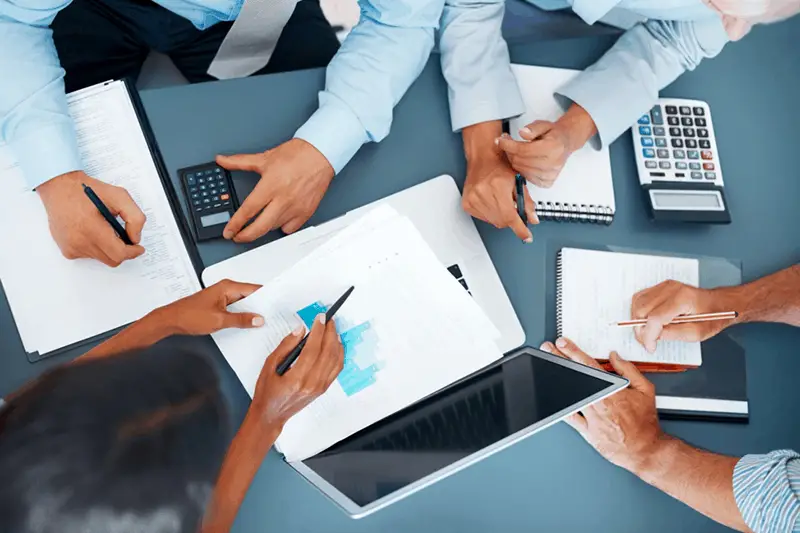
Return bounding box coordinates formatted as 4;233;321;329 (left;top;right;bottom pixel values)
178;162;239;241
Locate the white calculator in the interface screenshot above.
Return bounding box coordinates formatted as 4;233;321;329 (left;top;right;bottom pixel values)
632;98;731;224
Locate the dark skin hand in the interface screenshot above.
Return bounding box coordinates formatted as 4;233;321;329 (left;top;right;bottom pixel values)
37;170;147;266
217;139;335;242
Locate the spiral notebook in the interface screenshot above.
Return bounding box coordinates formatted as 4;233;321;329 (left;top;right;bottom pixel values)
510;64;615;224
556;248;701;369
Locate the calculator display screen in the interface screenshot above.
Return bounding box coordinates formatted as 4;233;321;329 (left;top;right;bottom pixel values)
200;211;231;227
651;190;723;211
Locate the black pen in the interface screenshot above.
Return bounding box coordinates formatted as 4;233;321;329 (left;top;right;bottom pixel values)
515;174;527;223
276;286;355;376
83;184;133;245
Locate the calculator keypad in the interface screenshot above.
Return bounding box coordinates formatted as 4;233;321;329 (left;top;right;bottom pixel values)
184;166;233;213
635;100;722;184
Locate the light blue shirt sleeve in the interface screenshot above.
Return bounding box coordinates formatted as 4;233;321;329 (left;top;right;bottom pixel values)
437;0;525;132
555;17;730;148
294;0;443;174
0;1;83;189
733;450;800;533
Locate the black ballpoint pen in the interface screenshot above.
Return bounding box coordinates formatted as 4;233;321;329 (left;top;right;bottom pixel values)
515;174;527;223
83;184;133;245
276;286;355;376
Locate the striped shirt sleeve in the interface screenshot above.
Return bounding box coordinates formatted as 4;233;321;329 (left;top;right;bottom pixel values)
734;450;800;533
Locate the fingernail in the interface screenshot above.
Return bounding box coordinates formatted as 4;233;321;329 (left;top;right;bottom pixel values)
252;316;264;327
494;137;500;145
223;230;232;240
539;342;552;351
317;313;326;325
524;236;533;244
532;213;540;224
556;337;567;348
521;127;532;135
292;325;305;336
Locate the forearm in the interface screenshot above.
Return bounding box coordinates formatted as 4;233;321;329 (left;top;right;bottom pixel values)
635;437;748;532
554;103;597;152
202;409;281;533
80;308;177;361
717;264;800;327
463;120;505;168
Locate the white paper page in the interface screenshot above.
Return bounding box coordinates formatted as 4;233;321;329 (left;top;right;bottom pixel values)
0;81;201;355
509;64;615;211
559;248;701;365
212;207;502;461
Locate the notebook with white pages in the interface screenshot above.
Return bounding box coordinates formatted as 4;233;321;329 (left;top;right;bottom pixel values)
509;64;615;224
0;80;201;358
557;248;702;367
214;206;503;462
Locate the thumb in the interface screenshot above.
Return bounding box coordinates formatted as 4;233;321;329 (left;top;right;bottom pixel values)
608;351;653;394
519;120;554;141
264;325;306;371
216;153;264;173
220;311;266;330
123;244;146;261
104;186;147;245
495;136;526;157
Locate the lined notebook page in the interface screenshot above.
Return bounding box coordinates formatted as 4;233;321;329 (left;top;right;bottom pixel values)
558;248;701;366
509;64;615;212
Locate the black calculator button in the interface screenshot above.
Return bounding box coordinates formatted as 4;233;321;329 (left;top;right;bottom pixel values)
649;105;664;125
671;138;684;148
210;188;218;195
673;149;685;159
697;128;709;138
679;106;692;115
204;170;213;175
202;198;210;204
655;138;667;148
669;127;681;136
695;117;707;127
667;116;679;126
699;139;711;149
681;117;693;126
213;203;222;208
656;149;669;158
212;195;220;202
215;167;222;173
189;186;198;193
202;191;209;197
666;105;678;115
195;207;203;212
653;126;665;136
685;139;697;148
222;200;231;206
693;107;705;116
659;161;671;169
683;128;695;137
199;184;207;191
186;174;196;186
192;200;200;206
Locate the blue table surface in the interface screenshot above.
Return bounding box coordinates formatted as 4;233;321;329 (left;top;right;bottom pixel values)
1;18;799;533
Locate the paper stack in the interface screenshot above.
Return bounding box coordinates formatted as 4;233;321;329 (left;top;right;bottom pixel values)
212;205;504;462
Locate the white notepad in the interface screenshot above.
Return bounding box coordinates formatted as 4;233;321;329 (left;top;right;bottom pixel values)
510;64;615;223
557;248;702;366
214;206;503;462
0;81;201;356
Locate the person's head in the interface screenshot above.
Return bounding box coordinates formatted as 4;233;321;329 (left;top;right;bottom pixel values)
703;0;800;39
0;344;230;533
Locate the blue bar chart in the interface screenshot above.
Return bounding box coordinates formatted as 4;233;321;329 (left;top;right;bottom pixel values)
296;301;383;396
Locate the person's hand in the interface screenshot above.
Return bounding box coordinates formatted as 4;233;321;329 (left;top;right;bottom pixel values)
154;279;265;336
496;122;574;188
36;171;147;267
540;337;664;474
630;280;737;353
217;139;334;242
252;314;344;428
462;151;538;243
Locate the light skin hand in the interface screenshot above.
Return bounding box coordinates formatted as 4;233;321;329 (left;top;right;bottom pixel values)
461;121;538;243
217;138;335;243
496;103;597;188
630;280;737;353
36;171;147;267
540;337;748;532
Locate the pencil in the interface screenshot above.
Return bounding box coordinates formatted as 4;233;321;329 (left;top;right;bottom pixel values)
613;311;738;328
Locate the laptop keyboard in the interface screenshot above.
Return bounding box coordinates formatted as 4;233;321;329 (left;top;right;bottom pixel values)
361;382;506;452
447;264;471;295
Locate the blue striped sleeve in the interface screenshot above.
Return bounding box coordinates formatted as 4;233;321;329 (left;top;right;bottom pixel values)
733;450;800;533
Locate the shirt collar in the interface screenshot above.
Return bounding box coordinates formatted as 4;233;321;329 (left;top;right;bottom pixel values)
570;0;626;24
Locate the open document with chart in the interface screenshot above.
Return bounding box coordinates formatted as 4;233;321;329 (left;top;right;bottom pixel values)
0;81;201;357
212;206;505;462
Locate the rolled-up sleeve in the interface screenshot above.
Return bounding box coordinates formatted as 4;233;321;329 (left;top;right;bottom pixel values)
733;450;800;533
555;17;729;148
0;1;82;189
437;0;525;132
294;0;443;174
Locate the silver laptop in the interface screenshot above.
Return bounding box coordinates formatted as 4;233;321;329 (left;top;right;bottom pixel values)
203;174;525;352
